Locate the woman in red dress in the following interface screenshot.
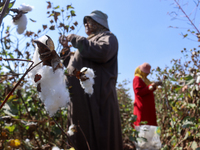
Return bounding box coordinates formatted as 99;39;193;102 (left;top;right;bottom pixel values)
133;63;161;126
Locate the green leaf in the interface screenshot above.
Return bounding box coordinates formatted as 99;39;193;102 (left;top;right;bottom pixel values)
128;115;137;123
5;125;16;132
8;1;15;9
196;133;200;137
183;74;193;81
182;121;194;128
186;78;195;85
21;120;37;126
191;141;197;150
70;10;76;16
67;5;74;10
129;135;136;142
53;5;60;9
169;77;177;81
187;103;196;108
161;145;169;150
2;103;16;117
183;34;188;38
140;121;148;125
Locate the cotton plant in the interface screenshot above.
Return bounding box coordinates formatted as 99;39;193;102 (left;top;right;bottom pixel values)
28;36;70;116
12;3;34;34
67;124;76;136
79;67;95;95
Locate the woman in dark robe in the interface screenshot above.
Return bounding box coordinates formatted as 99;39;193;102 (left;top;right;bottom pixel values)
60;10;123;150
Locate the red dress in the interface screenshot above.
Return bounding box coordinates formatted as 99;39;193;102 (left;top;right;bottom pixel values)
133;76;157;126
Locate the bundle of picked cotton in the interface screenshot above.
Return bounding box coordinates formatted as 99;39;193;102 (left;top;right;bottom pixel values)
79;67;95;95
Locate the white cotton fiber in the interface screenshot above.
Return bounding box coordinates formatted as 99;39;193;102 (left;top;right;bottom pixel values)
81;67;95;78
79;67;95;95
28;35;49;84
18;3;34;12
52;146;60;150
28;47;42;85
12;3;33;34
13;14;27;34
36;66;70;116
28;35;70;116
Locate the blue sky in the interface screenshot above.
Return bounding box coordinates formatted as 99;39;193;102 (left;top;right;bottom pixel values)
3;0;200;100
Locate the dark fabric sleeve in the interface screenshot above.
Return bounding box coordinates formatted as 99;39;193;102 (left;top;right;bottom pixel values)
133;77;154;97
70;34;118;63
60;49;70;67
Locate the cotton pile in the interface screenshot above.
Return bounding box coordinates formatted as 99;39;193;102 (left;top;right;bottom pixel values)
28;35;70;116
79;67;95;95
12;3;33;34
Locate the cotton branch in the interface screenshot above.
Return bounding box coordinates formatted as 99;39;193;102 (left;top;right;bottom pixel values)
0;0;10;26
0;58;43;110
174;0;200;34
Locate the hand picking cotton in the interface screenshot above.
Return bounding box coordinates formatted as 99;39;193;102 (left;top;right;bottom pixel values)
79;67;95;95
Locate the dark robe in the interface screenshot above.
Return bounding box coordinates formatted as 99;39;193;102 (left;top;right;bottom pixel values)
63;31;123;150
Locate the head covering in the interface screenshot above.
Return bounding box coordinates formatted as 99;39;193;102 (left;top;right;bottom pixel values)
139;63;151;74
134;67;151;86
83;10;109;30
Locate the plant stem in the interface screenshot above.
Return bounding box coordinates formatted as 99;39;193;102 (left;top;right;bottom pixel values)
52;117;78;150
0;58;43;110
174;0;200;34
0;0;10;26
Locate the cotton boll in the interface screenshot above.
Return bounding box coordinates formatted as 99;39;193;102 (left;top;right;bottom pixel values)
18;3;34;12
13;14;27;34
28;48;43;84
37;66;70;116
80;78;94;95
52;146;60;150
80;67;95;95
28;35;50;83
81;67;95;78
67;124;76;136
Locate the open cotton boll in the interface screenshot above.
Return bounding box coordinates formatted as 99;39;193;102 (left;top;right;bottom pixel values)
28;35;50;84
52;146;61;150
80;67;95;95
37;35;48;44
37;66;70;116
13;14;27;34
67;124;76;136
81;67;95;78
18;3;34;12
28;47;42;85
80;78;94;95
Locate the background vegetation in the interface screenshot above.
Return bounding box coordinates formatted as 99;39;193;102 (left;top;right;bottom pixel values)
0;0;200;150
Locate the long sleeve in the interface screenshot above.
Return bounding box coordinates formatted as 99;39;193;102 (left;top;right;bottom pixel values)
133;76;153;97
70;32;118;63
